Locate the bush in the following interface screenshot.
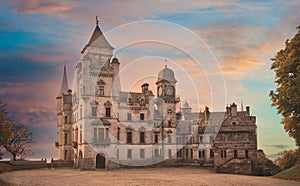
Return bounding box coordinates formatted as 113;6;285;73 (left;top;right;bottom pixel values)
275;149;300;170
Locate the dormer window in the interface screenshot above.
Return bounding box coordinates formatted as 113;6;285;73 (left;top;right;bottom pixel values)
140;99;145;105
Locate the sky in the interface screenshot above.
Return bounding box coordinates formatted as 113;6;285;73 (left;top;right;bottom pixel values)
0;0;299;159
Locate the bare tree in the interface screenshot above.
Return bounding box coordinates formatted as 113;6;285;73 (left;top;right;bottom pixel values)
2;121;33;161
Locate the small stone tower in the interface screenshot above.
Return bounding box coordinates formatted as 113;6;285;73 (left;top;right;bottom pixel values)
56;65;73;160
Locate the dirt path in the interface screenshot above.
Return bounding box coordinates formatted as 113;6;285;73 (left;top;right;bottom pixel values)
0;167;298;186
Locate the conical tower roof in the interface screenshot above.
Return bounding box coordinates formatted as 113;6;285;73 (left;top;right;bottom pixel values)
57;65;69;97
81;17;114;54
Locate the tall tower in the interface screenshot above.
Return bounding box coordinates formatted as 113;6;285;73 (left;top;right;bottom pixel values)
71;17;116;169
56;65;73;160
155;65;179;127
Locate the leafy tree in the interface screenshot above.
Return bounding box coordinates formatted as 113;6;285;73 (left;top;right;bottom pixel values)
270;27;300;147
1;121;33;161
275;149;300;170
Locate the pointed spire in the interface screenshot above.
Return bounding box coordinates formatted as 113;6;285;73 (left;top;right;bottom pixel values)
81;16;114;54
57;65;69;97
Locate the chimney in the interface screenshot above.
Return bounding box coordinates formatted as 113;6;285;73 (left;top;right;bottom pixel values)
231;102;237;116
246;106;250;115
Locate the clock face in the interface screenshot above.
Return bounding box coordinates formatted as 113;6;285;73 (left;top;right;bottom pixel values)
165;86;174;96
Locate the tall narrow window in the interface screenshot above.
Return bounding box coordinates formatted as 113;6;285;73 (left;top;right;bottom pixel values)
140;131;145;143
168;120;172;127
105;128;109;140
98;128;104;140
99;86;104;96
92;107;97;117
234;150;238;158
140;149;145;159
221;150;227;158
64;150;68;159
154;149;159;158
94;128;97;141
168;149;172;158
168;135;171;144
80;107;82;119
210;149;214;158
154;134;158;143
127;113;132;121
140;113;145;120
245;150;249;158
106;107;111;117
64;133;68;145
80;130;82;143
117;128;120;142
64;116;68;123
127;149;132;159
127;131;132;144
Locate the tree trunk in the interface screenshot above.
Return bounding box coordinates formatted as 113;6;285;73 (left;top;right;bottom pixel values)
12;154;16;161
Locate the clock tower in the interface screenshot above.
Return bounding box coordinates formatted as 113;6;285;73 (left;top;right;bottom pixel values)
155;65;179;127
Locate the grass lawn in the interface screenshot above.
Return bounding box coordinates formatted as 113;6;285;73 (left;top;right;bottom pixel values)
273;165;300;181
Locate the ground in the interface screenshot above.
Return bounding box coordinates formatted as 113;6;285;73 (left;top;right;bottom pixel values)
0;167;299;186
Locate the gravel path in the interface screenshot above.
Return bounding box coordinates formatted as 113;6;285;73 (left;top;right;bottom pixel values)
0;167;299;186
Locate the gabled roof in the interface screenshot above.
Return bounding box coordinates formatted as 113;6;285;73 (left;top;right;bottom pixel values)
57;65;69;97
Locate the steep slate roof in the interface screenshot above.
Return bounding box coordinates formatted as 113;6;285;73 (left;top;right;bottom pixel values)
81;22;114;54
57;65;69;97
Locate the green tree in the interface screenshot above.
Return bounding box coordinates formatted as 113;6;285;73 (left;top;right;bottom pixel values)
270;27;300;147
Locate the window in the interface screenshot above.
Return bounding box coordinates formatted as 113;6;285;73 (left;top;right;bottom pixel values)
232;121;236;126
64;133;68;145
140;99;145;105
117;149;119;160
105;128;109;139
94;128;97;141
168;135;171;144
127;98;132;104
199;136;203;143
64;150;68;159
245;150;249;158
127;113;132;121
221;150;227;159
80;130;82;143
98;128;104;140
234;150;238;158
140;149;145;159
127;131;132;143
99;86;104;96
64;115;68;123
210;149;214;158
190;149;193;159
168;149;172;158
117;128;120;141
210;136;214;143
127;149;132;159
92;107;97;117
140;131;145;143
154;134;158;143
106;107;111;117
167;109;172;114
154;149;159;158
168;120;172;127
140;113;145;120
199;150;205;158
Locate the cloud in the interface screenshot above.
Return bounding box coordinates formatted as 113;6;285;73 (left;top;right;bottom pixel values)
13;0;77;14
267;144;289;149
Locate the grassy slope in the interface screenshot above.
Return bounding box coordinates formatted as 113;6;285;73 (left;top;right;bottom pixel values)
273;165;300;181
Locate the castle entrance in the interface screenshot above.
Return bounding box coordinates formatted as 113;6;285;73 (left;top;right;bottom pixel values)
96;153;105;169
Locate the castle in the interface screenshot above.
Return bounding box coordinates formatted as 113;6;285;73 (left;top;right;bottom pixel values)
55;19;258;175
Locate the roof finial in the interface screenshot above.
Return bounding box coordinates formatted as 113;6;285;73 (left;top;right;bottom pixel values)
96;16;99;26
164;59;167;68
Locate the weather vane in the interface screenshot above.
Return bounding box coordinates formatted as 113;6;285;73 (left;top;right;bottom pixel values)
96;16;99;26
